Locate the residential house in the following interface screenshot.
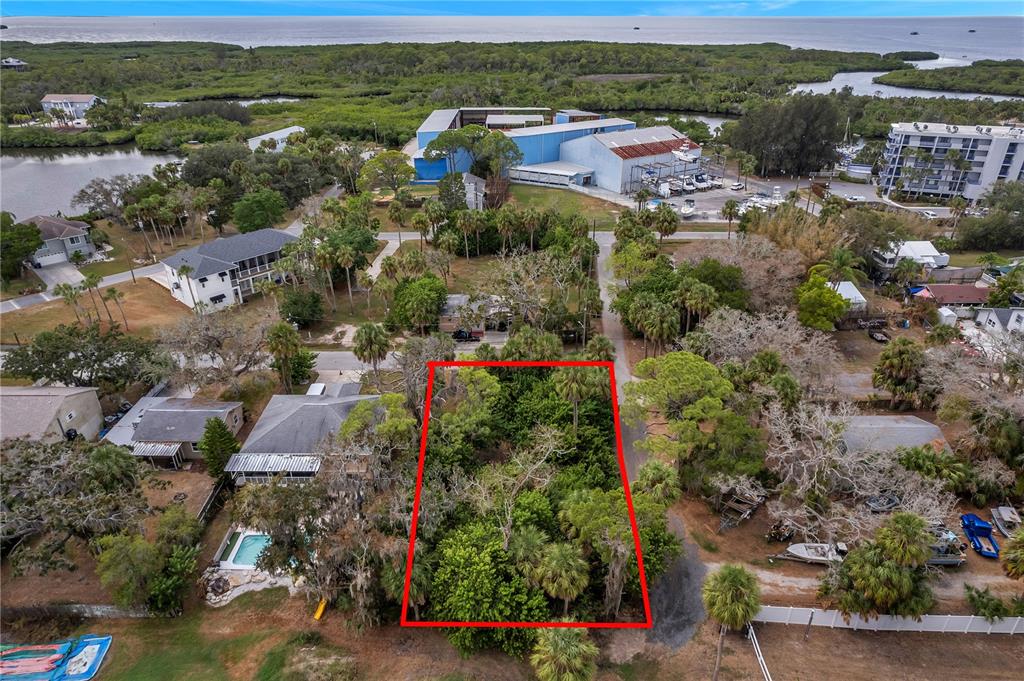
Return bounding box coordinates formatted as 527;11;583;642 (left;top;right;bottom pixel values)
247;125;305;152
914;283;990;317
842;415;949;455
1;57;29;71
161;229;297;311
225;388;376;485
974;307;1024;339
40;94;104;121
872;240;949;274
0;386;103;443
126;398;244;468
834;281;868;313
439;294;508;333
463;172;486;210
25;215;95;266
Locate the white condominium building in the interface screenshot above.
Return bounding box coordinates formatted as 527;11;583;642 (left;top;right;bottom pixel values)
880;122;1024;202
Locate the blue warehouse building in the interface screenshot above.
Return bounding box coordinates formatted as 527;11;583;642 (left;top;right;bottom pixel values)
412;106;634;182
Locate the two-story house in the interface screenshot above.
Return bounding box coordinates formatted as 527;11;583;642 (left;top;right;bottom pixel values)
40;94;104;121
26;215;96;266
974;307;1024;339
161;229;297;311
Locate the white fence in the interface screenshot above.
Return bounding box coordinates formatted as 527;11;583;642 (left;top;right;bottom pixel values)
754;605;1023;635
747;625;774;681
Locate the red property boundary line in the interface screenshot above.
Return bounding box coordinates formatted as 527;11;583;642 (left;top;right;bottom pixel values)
400;360;653;629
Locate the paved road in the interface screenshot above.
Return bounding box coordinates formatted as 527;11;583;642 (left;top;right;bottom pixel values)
0;263;164;313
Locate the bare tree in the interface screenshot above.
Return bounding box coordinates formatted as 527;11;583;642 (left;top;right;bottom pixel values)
684;308;841;392
680;235;805;311
160;305;277;390
465;426;564;550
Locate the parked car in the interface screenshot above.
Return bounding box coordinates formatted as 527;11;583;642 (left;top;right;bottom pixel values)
920;210;938;220
451;329;481;343
845;194;866;202
730;182;745;191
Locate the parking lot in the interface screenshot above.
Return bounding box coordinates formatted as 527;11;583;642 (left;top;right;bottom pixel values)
656;174;782;221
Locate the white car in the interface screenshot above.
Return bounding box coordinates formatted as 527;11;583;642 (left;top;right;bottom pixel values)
845;194;866;202
730;182;745;191
920;210;938;220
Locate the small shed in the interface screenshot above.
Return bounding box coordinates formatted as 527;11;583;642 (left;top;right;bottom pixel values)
835;281;867;312
937;306;958;326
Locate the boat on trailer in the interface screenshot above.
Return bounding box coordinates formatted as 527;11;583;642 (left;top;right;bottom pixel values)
961;513;1000;559
777;542;848;565
990;506;1021;538
928;527;967;567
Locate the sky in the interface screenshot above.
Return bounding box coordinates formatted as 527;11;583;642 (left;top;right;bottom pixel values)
2;1;1022;17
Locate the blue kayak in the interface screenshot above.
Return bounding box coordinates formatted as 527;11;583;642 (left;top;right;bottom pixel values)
961;513;1000;559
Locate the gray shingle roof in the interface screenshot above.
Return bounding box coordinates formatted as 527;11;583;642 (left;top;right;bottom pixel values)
0;387;98;440
240;393;378;455
162;229;297;279
133;398;242;444
24;215;89;241
842;415;948;454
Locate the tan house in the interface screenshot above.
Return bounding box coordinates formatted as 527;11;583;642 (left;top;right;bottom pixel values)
0;386;103;443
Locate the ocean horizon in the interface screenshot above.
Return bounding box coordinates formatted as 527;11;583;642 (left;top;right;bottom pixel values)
1;15;1022;62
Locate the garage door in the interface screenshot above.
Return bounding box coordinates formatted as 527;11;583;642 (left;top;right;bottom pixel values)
35;252;68;266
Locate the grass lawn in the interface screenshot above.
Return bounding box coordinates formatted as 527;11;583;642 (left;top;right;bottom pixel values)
0;269;45;301
82;222;243;280
946;249;1024;268
0;279;191;344
395;240;496;295
92;589;286;681
506;185;624;229
674;222;729;232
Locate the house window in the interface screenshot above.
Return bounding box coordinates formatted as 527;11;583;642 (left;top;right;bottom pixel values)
210;294;227;304
233;413;240;425
68;236;83;245
65;411;75;421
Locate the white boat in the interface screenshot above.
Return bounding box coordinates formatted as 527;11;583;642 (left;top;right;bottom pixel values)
678;200;696;217
780;542;848;565
682;179;696;193
991;506;1022;538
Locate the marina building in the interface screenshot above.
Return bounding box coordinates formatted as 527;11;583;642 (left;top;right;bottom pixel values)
879;122;1024;202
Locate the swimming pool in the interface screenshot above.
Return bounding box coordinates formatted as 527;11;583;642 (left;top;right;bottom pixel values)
218;529;271;569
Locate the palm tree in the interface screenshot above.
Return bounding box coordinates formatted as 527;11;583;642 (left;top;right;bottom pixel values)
380;254;400;281
387;200;406;244
314;244;338;312
685;281;718;332
80;273;104;322
509;525;549;587
554;366;595;436
674;277;698;334
948;195;968;239
335;245;357;314
876;512;931;567
353;323;390;390
1003;528;1024;580
529;627;599;681
977;252;1009;268
702;564;761;681
411;212;430;252
54;282;83;324
721;199;740;240
653;202;679;246
175;264;199;311
633;187;654;212
424;198;447;241
644;301;680;356
496;205;520;253
891;257;924;286
455;210;474;260
584;334;615;362
521;207;542;251
267;321;301;392
810;247;868;287
103;287;129;330
357;271;375;312
87;273;115;324
538;543;589;616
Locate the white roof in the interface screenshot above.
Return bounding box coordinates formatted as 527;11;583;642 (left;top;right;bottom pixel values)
246;125;305;148
503;117;635;138
879;241;946;264
890;122;1024;139
487;114;544;126
417;108;459;135
834;281;867;305
510;161;594;177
